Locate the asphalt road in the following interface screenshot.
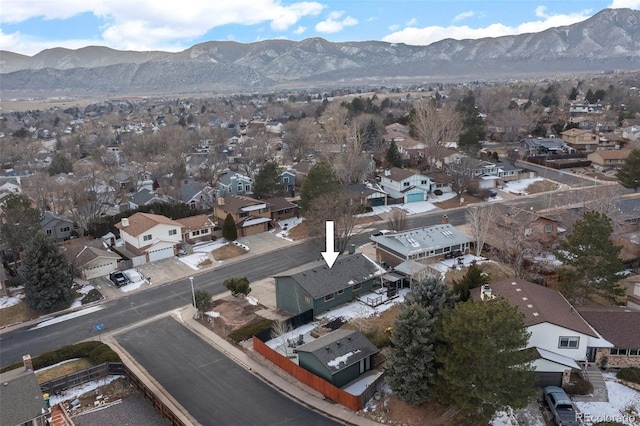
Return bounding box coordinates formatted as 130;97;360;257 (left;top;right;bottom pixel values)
117;317;340;426
0;243;321;367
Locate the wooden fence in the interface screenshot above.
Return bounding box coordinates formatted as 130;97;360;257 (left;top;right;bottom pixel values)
40;362;124;395
253;336;363;411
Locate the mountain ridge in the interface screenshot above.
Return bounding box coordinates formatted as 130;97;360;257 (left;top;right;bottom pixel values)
2;8;639;94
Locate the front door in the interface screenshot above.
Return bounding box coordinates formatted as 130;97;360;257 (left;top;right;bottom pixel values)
586;347;596;363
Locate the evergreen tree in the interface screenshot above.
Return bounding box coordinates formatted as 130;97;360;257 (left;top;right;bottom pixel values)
194;289;212;315
385;140;403;168
456;91;485;155
569;86;579;101
555;211;625;303
435;299;536;422
0;193;42;259
452;262;486;302
48;154;73;175
617;149;640;192
222;213;238;241
363;119;385;151
21;233;75;313
253;162;285;199
585;88;595;103
223;277;251;297
387;278;456;405
299;161;340;211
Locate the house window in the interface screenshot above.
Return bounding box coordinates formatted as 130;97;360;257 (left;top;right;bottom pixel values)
337;289;344;295
353;283;362;291
304;295;311;304
237;183;243;191
245;184;251;191
283;177;289;184
168;229;177;236
324;293;335;302
403;182;409;187
559;336;579;349
46;229;52;235
421;180;427;185
629;349;639;356
192;230;200;237
143;234;152;241
544;224;553;233
201;228;209;234
60;227;70;232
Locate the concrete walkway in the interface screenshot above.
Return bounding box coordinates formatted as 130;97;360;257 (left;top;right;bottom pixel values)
573;364;609;403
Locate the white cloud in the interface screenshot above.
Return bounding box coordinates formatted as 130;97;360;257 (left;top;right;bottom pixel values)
609;0;640;8
405;17;417;26
453;11;475;23
388;23;401;31
383;8;595;46
315;10;358;34
0;0;324;53
293;25;306;35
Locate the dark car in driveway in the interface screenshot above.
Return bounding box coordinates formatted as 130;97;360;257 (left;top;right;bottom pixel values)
109;272;128;287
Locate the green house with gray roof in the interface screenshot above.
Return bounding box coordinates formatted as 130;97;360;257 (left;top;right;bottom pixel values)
275;253;385;316
296;329;379;387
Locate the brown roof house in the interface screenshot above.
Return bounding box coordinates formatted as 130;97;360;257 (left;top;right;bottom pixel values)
587;149;631;172
560;128;598;152
176;214;217;244
471;279;610;387
61;239;122;281
115;213;183;263
265;197;299;222
488;204;562;251
212;195;272;237
0;355;49;426
576;306;640;369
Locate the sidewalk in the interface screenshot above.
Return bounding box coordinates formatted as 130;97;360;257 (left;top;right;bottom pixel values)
178;304;382;426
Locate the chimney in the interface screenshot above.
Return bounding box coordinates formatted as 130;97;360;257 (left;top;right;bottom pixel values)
441;215;449;224
217;197;225;206
23;354;33;371
121;218;129;227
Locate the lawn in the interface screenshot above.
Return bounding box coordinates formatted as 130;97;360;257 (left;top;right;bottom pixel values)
0;301;38;328
36;358;95;383
212;244;247;260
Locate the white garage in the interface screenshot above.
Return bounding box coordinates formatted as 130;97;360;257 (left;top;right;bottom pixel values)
75;247;121;280
146;243;176;262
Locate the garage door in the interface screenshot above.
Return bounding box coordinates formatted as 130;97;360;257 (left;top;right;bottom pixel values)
369;197;385;207
84;262;117;280
147;246;174;262
406;193;424;203
534;372;562;387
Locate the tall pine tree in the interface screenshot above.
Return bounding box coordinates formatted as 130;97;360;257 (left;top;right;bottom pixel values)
222;213;238;241
555;210;625;303
299;161;340;211
435;299;536;422
387;277;457;405
617;149;640;192
253;162;286;199
21;232;75;313
385;140;403;168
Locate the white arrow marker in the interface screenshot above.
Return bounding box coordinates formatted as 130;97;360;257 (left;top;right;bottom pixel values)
321;220;339;268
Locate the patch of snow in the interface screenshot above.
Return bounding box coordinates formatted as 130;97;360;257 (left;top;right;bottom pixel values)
246;296;258;306
317;288;410;321
396;202;439;215
276;217;304;241
0;294;24;309
327;350;361;368
76;284;95;296
192;239;228;253
265;322;318;349
575;374;640;425
233;241;250;250
503;177;544;195
117;280;147;292
30;306;104;330
178;252;210;270
205;311;220;318
48;376;124;406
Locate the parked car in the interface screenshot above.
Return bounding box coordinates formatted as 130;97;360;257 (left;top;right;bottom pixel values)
543;386;579;426
109;272;128;287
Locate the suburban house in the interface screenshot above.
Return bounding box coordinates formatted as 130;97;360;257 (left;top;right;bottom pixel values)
212;195;272;237
129;188;172;210
170;178;215;210
487;204;562;250
520;138;569;155
446;157;502;190
291;162;313;188
175;214;217;244
115;213;183;262
622;125;640;142
295;329;379;388
587;149;631;171
370;223;473;268
40;211;75;243
0;355;49;426
342;183;388;207
280;169;296;194
560;129;598;152
569;103;604;115
265;197;299;222
275;253;385;316
626;275;640;309
576;306;640;368
378;168;431;203
61;240;121;280
496;161;523;182
217;171;253;196
471;279;609;387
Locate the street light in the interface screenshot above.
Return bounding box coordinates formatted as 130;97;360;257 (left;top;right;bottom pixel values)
189;276;197;317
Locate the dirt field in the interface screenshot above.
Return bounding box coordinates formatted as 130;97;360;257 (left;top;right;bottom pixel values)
36;359;95;383
0;301;38;328
211;244;247;260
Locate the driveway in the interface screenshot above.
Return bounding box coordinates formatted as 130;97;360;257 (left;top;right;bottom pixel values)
116;316;340;426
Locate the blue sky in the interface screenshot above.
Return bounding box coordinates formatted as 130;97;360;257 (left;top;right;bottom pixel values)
1;0;639;55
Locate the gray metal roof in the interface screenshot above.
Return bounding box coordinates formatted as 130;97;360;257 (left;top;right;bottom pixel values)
371;224;473;257
0;368;48;426
276;253;384;299
296;329;379;374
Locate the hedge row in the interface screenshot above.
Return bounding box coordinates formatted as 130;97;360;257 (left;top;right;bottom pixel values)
617;366;640;384
0;341;120;373
228;318;274;343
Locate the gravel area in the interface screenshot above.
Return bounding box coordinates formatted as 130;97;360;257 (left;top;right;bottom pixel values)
71;393;169;426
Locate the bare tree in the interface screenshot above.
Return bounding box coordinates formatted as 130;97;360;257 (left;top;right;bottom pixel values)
320;102;349;147
387;209;408;232
270;320;293;357
283;117;319;161
411;99;462;170
489;107;539;142
466;205;495;256
332;123;369;184
445;157;478;198
305;193;361;254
